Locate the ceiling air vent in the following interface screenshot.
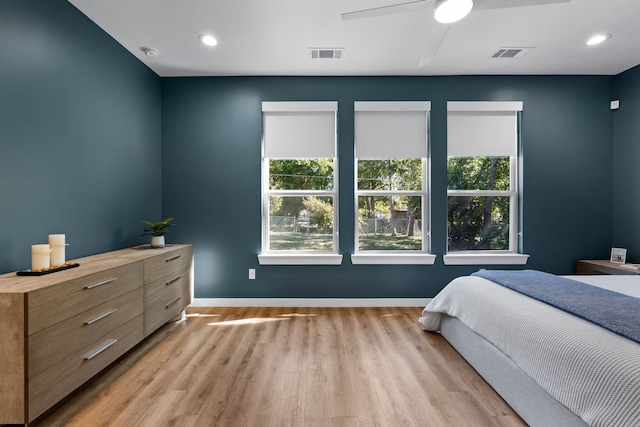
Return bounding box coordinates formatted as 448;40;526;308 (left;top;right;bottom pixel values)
309;48;344;59
491;47;533;59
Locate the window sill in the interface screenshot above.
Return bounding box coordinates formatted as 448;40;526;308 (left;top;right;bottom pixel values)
258;254;343;265
351;253;437;265
443;253;529;266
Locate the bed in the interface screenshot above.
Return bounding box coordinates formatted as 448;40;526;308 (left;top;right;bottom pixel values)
419;270;640;427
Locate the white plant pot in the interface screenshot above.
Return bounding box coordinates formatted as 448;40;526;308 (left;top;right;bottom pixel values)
150;236;165;248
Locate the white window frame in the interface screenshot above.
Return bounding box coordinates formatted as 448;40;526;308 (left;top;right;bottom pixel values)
258;101;342;265
443;101;529;266
351;101;436;265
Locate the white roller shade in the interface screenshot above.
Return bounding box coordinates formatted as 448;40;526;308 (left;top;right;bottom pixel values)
262;102;337;158
447;101;522;157
355;101;430;159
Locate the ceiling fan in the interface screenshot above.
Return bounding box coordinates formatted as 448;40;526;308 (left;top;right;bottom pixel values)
342;0;572;67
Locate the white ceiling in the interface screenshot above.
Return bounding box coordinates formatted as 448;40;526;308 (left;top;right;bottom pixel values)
67;0;640;77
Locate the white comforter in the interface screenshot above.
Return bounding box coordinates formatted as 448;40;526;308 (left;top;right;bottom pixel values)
420;275;640;427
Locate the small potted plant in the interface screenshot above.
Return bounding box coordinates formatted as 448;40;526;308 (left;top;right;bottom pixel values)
141;218;175;248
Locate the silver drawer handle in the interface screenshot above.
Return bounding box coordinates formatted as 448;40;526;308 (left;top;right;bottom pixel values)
165;255;181;263
165;276;182;286
85;277;117;289
85;308;118;325
84;338;118;360
165;297;182;309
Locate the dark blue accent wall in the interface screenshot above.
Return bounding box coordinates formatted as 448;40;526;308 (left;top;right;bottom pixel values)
613;64;640;261
162;76;614;298
0;0;162;273
2;1;625;298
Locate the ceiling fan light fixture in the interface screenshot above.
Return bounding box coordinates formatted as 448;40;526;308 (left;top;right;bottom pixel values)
434;0;473;24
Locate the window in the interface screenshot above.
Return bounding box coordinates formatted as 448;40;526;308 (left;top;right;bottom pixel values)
444;101;528;265
258;102;342;265
351;101;435;265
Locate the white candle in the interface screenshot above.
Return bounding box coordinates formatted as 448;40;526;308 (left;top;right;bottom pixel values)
32;244;51;271
48;234;65;247
50;246;65;267
49;234;66;267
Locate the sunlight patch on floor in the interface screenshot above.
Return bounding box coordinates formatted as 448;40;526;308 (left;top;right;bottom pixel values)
278;313;319;317
186;313;221;318
207;318;289;326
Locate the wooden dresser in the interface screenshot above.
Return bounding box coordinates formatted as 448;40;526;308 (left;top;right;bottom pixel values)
0;244;192;425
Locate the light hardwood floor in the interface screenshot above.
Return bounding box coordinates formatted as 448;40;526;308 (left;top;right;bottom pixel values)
32;307;526;427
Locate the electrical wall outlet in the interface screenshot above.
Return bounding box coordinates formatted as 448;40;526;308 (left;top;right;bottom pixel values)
249;269;256;280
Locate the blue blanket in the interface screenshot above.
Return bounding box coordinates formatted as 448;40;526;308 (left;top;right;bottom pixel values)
472;269;640;344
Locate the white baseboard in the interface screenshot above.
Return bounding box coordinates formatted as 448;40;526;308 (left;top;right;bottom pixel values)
190;298;431;308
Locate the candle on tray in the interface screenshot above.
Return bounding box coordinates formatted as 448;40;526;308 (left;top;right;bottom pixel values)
32;244;51;271
49;234;66;267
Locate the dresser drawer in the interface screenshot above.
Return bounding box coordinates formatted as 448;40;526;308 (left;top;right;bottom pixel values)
144;276;191;336
144;272;190;308
28;315;143;420
28;262;143;335
28;287;143;379
143;246;192;284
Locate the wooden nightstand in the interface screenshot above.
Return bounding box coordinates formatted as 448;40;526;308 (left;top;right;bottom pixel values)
576;259;640;275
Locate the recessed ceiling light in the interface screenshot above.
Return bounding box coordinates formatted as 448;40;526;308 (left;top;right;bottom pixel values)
434;0;473;24
586;33;611;46
199;34;218;47
141;47;159;57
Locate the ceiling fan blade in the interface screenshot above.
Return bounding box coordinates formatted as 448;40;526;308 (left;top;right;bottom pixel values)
473;0;571;11
418;23;450;67
341;0;432;21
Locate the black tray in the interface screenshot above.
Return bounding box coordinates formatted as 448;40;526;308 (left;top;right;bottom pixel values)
17;263;80;276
